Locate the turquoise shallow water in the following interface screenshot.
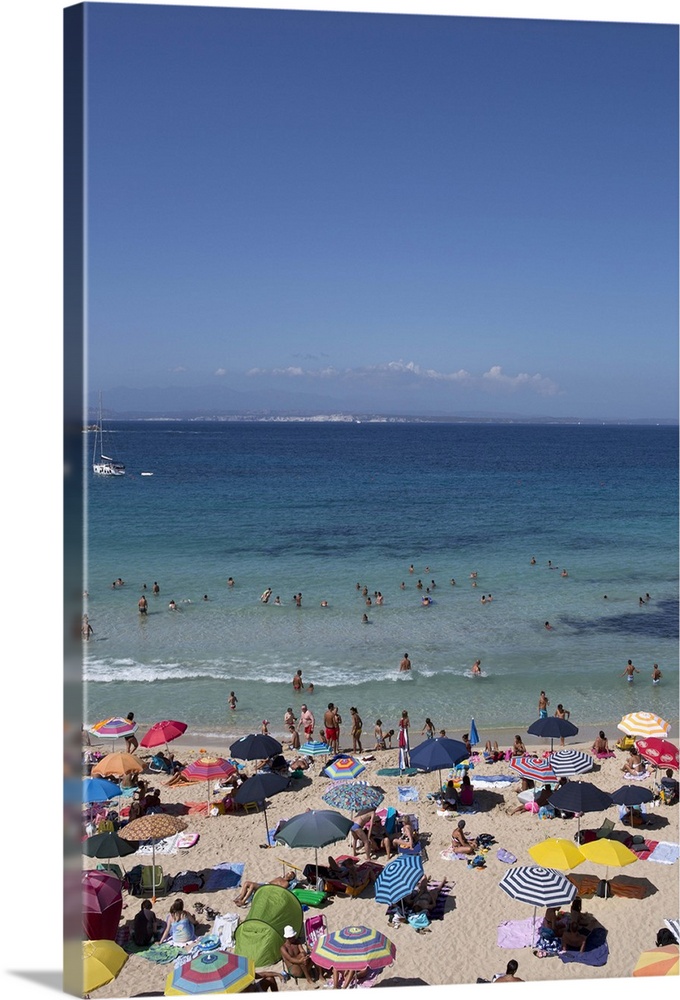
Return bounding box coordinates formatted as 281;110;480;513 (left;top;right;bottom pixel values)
83;422;678;743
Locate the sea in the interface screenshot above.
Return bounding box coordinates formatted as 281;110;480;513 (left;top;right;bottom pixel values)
83;421;679;747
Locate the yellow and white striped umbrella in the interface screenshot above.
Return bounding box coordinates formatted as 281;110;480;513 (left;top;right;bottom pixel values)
617;712;670;739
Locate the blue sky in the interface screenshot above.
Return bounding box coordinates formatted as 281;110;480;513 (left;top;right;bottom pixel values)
83;4;678;419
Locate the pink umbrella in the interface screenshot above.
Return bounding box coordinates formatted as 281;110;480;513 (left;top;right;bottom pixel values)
181;755;237;813
82;870;123;941
636;738;679;771
139;719;188;750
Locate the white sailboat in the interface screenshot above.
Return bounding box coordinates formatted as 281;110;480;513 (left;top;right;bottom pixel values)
92;394;125;476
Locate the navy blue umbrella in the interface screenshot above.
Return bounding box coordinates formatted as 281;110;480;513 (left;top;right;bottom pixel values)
548;780;613;834
610;785;654;806
409;737;469;793
229;733;283;761
527;717;579;751
374;854;425;907
233;771;290;847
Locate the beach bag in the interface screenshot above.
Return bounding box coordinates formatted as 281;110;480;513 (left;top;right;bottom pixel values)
407;912;430;930
656;928;677;947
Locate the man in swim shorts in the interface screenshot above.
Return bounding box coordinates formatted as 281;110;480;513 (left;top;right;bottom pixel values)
300;704;315;739
652;663;662;685
621;660;639;683
324;703;339;752
538;691;549;718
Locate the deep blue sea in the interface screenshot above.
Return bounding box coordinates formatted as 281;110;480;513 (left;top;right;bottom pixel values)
83;422;678;745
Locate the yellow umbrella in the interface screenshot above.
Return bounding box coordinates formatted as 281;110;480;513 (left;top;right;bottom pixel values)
91;751;144;777
83;939;128;994
579;838;638;885
528;837;586;871
618;712;670;739
633;944;679;977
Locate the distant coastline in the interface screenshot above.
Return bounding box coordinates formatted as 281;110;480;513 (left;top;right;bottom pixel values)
86;412;678;426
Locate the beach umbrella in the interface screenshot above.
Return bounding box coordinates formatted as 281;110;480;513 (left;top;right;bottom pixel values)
636;738;679;771
374;854;425;906
82;939;128;994
232;771;290;846
181;755;237;812
548;780;613;834
91;751;144;778
90;716;138;745
469;719;480;746
664;919;680;944
310;925;396;972
527;838;586;871
229;733;283;761
275;809;353;882
119;813;187;899
509;756;557;783
165;950;256;994
82;870;123;941
409;737;469;792
632;945;679;977
618;712;670;739
579;838;637;887
140;719;188;750
323;756;366;781
498;866;576;945
322;781;384;814
299;740;331;757
610;785;655;807
82;830;139;865
547;749;594;776
526;717;579;751
82;776;122;804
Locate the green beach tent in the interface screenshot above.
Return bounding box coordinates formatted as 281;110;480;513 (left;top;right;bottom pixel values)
247;883;304;938
234;919;285;967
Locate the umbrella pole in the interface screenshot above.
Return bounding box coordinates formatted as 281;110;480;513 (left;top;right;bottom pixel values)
262;804;270;848
152;838;157;903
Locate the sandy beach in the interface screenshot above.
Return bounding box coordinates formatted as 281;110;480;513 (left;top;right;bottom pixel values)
82;732;679;998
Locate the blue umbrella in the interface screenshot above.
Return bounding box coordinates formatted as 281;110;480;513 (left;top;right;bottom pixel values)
82;777;122;804
374;854;425;907
410;737;469;792
469;719;480;747
299;740;331;757
229;733;283;761
527;717;579;751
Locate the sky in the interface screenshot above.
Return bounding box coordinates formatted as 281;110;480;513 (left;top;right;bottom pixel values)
82;2;678;420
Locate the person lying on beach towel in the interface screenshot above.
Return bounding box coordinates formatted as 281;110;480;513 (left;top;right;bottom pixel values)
404;875;448;916
233;870;296;907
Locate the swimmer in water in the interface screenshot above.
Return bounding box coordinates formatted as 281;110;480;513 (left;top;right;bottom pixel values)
651;663;662;685
621;659;639;683
471;659;482;675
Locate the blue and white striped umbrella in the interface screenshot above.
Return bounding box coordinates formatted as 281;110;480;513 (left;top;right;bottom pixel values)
374;854;424;905
499;866;577;908
299;740;331;757
547;749;594;776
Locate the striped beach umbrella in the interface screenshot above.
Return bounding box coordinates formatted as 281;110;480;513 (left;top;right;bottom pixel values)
547;749;594;776
633;945;679;977
618;712;670;739
499;866;576;944
140;719;187;750
322;781;384;814
182;755;237;812
165;950;256;994
299;740;331;757
310;925;396;971
90;717;138;739
636;738;679;771
374;854;425;906
509;756;557;782
323;756;366;781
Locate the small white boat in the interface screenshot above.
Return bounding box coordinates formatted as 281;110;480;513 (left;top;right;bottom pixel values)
141;472;154;477
92;393;125;476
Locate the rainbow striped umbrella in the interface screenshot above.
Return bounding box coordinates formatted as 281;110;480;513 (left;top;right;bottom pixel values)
90;717;138;748
323;756;366;781
618;712;670;739
165;950;255;994
310;925;396;971
636;738;679;771
509;756;557;782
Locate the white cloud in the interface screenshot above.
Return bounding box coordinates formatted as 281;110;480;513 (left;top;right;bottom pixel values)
169;365;187;373
214;368;228;376
247;360;561;396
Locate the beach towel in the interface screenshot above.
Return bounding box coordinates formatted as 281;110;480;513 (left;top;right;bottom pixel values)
169;871;204;893
377;768;418;777
647;842;680;865
137;833;180;855
594;751;616;759
427;880;452;919
202;862;245;891
471;775;518;789
622;770;650;781
496;848;516;864
397;786;419;802
631;839;659;860
558;927;609;967
497;917;542;949
439;848;472;861
138;943;184;964
184;801;210;815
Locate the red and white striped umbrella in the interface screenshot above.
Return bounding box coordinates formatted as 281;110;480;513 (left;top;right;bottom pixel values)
509;756;557;782
636;738;679;771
